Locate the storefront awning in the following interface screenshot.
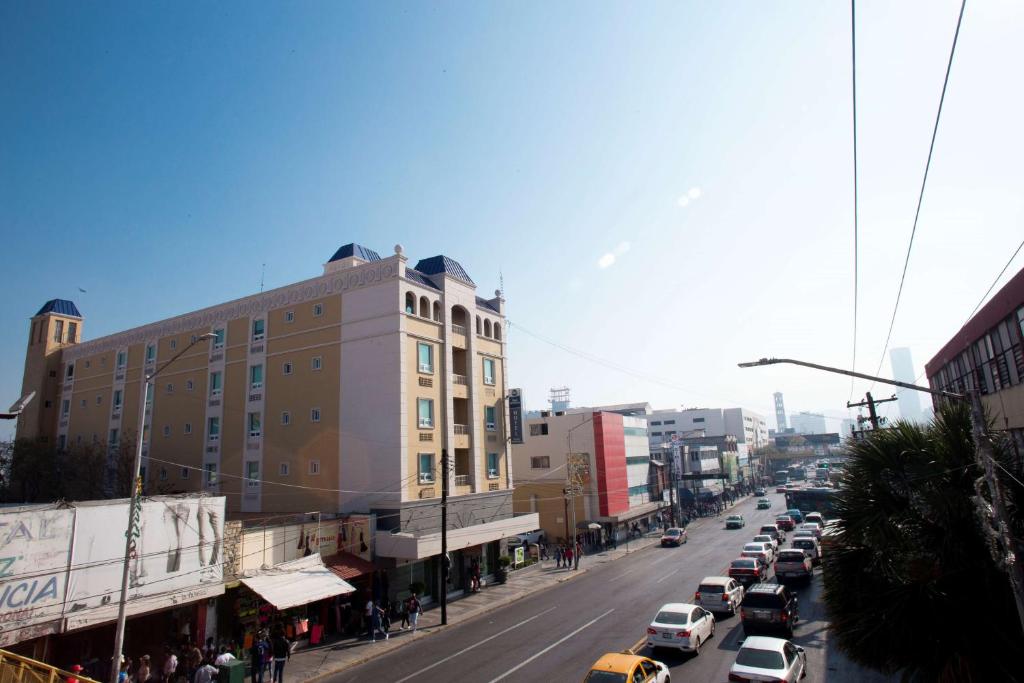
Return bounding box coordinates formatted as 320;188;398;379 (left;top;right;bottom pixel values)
323;551;377;581
596;500;668;525
240;554;355;610
376;513;540;560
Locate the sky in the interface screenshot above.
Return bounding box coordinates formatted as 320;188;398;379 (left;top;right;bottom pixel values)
2;1;1024;441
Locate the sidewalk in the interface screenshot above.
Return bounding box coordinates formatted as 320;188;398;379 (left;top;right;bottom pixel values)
286;504;743;682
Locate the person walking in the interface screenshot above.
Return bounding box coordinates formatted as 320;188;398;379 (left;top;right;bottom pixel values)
161;648;178;683
135;656;151;683
270;629;289;683
378;599;391;639
574;540;582;570
470;559;481;592
364;599;375;640
554;545;563;569
398;596;410;630
407;592;422;633
249;632;266;683
563;545;573;570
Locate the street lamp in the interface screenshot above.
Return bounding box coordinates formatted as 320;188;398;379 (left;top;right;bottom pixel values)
0;391;36;420
110;332;216;682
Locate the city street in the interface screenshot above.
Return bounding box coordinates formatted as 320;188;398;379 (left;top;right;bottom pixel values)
325;492;893;683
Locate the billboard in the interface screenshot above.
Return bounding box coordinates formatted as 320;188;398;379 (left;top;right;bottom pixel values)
508;388;523;444
64;496;225;630
0;506;75;646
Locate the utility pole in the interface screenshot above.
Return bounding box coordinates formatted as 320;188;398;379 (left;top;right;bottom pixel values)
666;449;678;527
847;392;896;430
440;448;448;626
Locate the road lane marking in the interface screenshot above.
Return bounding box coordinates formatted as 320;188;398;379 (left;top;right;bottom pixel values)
610;566;641;581
655;568;681;584
394;606;558;683
628;636;647;654
486;608;616;683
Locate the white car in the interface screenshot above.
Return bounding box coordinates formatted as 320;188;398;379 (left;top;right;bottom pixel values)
742;541;774;564
798;522;823;540
729;635;807;681
752;534;779;553
646;602;716;654
694;576;745;615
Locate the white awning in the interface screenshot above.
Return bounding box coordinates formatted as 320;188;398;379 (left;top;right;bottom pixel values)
376;513;540;560
240;554;355;610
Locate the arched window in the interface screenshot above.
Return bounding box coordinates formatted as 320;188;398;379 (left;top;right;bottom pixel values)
419;296;430;318
476;316;482;335
493;323;501;341
484;319;492;338
432;301;441;322
405;292;415;315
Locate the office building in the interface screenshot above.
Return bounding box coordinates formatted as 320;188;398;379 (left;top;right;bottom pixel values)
774;391;788;432
889;347;925;423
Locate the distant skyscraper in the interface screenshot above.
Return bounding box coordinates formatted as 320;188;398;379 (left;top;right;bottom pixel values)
774;392;788;431
890;347;924;423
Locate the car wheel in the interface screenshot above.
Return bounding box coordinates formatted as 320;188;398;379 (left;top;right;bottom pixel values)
800;662;807;679
710;621;716;638
692;636;701;655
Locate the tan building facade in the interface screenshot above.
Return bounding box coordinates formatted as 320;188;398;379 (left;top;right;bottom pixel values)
17;244;538;588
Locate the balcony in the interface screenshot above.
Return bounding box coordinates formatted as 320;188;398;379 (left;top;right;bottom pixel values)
454;474;470;486
451;324;467;349
452;373;468;399
453;423;471;449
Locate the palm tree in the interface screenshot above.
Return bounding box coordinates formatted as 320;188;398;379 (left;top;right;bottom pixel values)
823;400;1023;682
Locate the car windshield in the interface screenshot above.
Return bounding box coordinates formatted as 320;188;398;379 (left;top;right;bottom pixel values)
654;610;689;625
585;672;628;683
728;516;743;521
664;529;681;536
698;584;724;594
731;559;755;568
735;647;785;670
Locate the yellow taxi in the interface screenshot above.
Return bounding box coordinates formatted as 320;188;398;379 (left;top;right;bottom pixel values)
583;652;671;682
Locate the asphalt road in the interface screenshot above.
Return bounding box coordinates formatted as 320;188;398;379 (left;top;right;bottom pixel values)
327;492;893;683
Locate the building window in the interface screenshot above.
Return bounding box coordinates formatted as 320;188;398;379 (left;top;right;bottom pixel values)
109;428;119;446
186;379;194;391
529;423;549;436
252;319;265;341
209;371;222;397
487;452;499;478
58;434;66;450
283;362;293;375
475;316;482;335
163;425;171;437
250;364;263;389
190;334;197;344
208;417;220;440
652;431;662;437
81;399;86;408
159;467;168;481
285;310;295;323
54;320;64;343
96;395;102;405
312;356;322;371
248;412;262;437
485;406;496;431
483;358;496;385
205;463;218;485
418;398;434;428
117;351;127;368
184;422;192;434
530;456;550;469
418;342;433;373
146;344;155;363
493;323;502;341
311;407;321;423
113;391;122;411
181;467;189;479
309;460;320;475
693;417;705;423
664;420;675;425
484;319;492;338
417;296;428;318
280;462;290;476
67;322;77;344
313;302;323;317
84;360;90;368
281;411;291;425
418;453;434;483
213;328;225;349
62;399;70;416
169;339;177;350
433;301;441;322
405;292;416;314
246;461;260;488
166;382;173;394
66;364;74;378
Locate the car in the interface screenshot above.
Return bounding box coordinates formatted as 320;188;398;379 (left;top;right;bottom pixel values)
740;583;800;638
660;527;688;547
752;534;778;553
775;515;796;531
803;512;824;527
791;537;821;565
742;542;774;564
726;515;746;529
584;652;670;682
646;602;716;654
728;557;768;586
774;549;813;584
754;487;767;497
756;498;771;510
784;509;804;524
729;636;807;682
759;525;784;543
776;485;788;493
694;576;745;615
798;522;823;540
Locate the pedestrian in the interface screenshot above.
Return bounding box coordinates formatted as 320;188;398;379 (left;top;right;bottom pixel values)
249;633;266;683
213;647;235;666
369;599;386;641
161;648;178;683
378;598;392;637
364;599;375;640
574;540;582;570
118;658;131;683
398;595;410;630
470;559;481;592
563;545;573;570
408;592;422;633
66;664;84;683
554;545;563;568
135;656;151;683
270;629;289;683
193;659;217;683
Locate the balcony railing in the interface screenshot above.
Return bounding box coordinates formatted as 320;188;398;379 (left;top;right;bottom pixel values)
452;324;467;336
453;374;468;385
454;424;470;435
454;474;470;486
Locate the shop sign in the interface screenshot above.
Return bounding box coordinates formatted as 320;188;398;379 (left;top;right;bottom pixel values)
508;388;524;444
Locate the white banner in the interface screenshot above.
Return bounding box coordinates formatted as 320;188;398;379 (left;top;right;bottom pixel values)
0;506;74;646
65;496;225;630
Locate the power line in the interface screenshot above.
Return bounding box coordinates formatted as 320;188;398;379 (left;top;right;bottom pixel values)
871;0;968;389
849;0;860;402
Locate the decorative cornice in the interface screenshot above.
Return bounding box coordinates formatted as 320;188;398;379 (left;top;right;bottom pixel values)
63;258;400;362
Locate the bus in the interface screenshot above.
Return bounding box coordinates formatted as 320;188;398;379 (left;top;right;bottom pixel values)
774;470;790;486
784;486;838;519
788;466;807;481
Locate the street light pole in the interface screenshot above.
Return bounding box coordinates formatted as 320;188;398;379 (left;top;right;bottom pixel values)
110;333;215;682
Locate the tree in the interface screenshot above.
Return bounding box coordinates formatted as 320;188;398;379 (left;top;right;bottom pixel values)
823;401;1023;682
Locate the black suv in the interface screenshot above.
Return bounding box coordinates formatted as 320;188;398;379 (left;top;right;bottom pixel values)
739;583;799;638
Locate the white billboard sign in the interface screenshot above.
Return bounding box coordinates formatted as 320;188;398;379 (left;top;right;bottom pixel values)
0;506;74;646
64;496;226;630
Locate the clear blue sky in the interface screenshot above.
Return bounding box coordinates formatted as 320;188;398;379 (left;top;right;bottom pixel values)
3;1;1023;440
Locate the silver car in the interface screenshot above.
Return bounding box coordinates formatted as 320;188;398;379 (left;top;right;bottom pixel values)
694;575;745;615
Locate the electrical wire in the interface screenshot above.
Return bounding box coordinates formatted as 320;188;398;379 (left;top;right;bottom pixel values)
849;0;860;402
870;0;968;389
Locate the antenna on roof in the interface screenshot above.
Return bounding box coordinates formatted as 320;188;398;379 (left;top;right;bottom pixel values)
499;268;504;296
260;263;266;293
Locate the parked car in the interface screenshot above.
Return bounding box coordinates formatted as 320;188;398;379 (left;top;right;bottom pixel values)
775;515;796;531
726;515;746;529
742;542;774;564
791;537;821;565
754;487;767;497
660;527;688;547
728;557;768;586
774;549;813;584
759;525;784;544
752;534;779;553
784;509;805;524
756;498;771;510
740;583;800;638
585;653;670;682
729;636;807;682
798;522;823;540
646;602;716;654
694;576;745;616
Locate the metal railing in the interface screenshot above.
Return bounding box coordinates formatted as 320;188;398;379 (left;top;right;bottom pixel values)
453;374;468;385
451;324;467;336
454;424;470;435
0;649;100;683
454;474;470;486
